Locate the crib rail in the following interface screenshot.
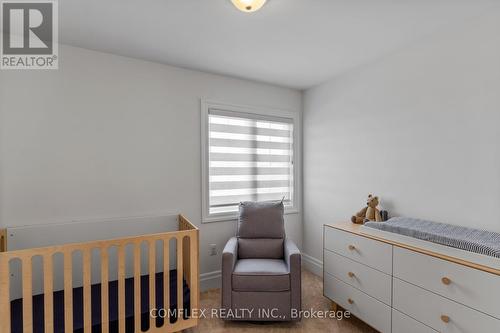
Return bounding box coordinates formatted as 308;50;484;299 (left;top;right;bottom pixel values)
0;214;199;333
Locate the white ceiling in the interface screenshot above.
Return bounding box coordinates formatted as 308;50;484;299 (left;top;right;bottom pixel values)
60;0;497;89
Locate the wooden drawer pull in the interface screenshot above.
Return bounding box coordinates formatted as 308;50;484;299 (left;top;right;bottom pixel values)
348;271;355;278
348;245;356;251
347;298;354;304
441;315;450;323
441;277;452;285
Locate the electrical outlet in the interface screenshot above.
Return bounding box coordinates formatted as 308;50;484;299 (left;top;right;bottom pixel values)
209;244;217;256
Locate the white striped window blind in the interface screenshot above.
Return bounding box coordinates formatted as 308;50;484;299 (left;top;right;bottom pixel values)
207;109;295;215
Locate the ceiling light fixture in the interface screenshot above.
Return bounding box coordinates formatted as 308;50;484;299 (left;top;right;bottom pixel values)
231;0;267;13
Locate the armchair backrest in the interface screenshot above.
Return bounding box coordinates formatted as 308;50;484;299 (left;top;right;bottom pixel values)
237;201;285;259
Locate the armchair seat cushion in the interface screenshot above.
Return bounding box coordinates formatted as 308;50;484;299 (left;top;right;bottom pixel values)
232;259;290;292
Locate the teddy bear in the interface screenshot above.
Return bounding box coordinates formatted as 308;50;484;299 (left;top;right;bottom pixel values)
351;194;382;224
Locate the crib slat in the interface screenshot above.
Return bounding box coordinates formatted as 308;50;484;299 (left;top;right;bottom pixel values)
133;244;141;333
83;249;92;333
190;231;199;322
163;238;170;326
118;246;126;333
0;256;9;333
149;241;156;329
22;258;33;333
64;252;73;333
183;237;190;288
101;249;109;333
44;254;54;333
177;237;183;322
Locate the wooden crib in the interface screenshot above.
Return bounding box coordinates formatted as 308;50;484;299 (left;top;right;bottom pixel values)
0;214;199;333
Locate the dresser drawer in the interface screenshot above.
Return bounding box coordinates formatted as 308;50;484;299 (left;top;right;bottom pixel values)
324;226;392;274
324;249;392;305
394;246;500;319
392;309;437;333
324;273;391;333
393;278;500;332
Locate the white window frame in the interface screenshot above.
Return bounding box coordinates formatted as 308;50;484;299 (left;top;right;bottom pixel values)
201;99;301;223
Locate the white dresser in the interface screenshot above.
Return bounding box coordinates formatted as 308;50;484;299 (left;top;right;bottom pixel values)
323;222;500;333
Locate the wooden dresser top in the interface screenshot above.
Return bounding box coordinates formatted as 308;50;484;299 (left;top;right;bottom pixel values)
325;221;500;276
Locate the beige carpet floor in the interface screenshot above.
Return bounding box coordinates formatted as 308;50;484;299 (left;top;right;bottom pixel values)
187;270;377;333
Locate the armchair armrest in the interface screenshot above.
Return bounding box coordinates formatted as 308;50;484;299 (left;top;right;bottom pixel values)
284;238;300;271
222;237;238;309
223;237;238;270
284;238;301;318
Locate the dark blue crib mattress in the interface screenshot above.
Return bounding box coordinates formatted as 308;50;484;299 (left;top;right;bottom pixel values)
10;270;190;333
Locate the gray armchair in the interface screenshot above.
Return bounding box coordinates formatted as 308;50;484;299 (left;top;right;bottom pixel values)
222;201;301;321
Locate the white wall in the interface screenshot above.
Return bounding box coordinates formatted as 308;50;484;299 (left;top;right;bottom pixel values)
303;7;500;263
0;45;302;287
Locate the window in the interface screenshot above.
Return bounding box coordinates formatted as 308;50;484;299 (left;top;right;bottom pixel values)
201;101;298;222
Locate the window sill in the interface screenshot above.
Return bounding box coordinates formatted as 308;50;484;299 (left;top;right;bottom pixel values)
202;208;300;223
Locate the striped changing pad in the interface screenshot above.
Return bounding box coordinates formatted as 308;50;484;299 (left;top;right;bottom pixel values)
364;217;500;258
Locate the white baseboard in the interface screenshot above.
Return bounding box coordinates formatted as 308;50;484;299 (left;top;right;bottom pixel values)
200;270;221;291
302;253;323;277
